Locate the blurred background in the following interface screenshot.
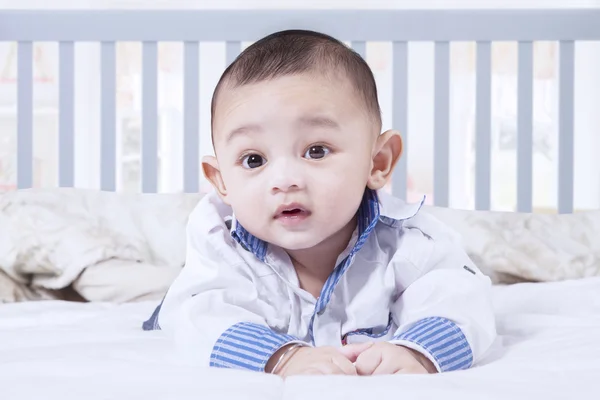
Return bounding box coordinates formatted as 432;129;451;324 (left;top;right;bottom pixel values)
0;0;599;213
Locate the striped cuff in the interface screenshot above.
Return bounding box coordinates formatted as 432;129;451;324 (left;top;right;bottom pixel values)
391;317;473;372
210;322;299;372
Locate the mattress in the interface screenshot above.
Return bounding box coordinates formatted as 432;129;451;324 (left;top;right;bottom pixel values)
1;276;599;400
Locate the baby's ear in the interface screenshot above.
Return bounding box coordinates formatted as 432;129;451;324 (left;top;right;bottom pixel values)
367;130;403;190
202;156;229;203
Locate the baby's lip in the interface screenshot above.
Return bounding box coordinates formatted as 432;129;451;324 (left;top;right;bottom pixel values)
274;203;311;218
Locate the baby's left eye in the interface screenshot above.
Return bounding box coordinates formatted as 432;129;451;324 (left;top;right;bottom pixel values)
303;145;330;160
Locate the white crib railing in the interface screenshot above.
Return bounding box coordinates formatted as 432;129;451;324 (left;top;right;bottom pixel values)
1;9;599;213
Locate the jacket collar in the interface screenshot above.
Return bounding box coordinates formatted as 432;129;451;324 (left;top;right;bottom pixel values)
230;188;425;261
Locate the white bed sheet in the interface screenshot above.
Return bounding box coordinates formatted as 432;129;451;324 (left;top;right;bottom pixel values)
1;277;599;400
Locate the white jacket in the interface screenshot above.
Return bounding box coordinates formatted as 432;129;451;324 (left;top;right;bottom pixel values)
144;189;497;373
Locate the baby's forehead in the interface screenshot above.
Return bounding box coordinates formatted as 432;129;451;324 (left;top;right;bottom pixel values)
215;71;361;112
214;73;365;122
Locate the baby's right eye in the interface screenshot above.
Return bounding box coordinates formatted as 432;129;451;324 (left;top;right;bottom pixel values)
241;154;266;169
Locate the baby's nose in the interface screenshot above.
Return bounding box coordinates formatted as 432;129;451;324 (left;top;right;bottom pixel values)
270;160;305;193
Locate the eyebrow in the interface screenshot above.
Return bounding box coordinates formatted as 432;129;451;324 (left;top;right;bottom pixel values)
226;124;262;143
225;115;340;143
297;115;340;130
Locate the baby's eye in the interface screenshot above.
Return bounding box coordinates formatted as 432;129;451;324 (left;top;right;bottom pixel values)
241;154;266;169
303;145;330;160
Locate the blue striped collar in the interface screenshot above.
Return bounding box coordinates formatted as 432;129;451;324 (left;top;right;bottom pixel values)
230;188;424;262
230;216;269;262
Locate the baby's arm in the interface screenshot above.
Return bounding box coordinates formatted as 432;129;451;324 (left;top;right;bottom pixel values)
159;241;357;376
156;210;308;372
388;214;497;373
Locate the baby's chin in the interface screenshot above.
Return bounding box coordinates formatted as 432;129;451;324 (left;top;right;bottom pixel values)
267;232;327;252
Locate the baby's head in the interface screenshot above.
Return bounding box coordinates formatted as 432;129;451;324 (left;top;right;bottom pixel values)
203;30;402;251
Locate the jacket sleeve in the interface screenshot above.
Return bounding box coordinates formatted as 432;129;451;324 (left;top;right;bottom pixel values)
388;212;497;373
155;207;308;372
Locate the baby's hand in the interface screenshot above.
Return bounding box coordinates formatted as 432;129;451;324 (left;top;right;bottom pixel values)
269;343;371;377
339;342;437;375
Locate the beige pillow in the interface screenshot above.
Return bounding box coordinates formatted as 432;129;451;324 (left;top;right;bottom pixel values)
422;205;600;283
0;269;56;303
72;259;182;303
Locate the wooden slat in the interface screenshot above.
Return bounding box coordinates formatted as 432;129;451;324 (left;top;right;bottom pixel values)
100;42;116;191
558;41;575;214
517;41;534;213
433;42;450;207
2;10;600;42
226;41;241;65
475;41;492;211
17;41;33;189
351;41;366;58
142;41;158;193
184;41;200;193
392;41;408;200
59;41;75;187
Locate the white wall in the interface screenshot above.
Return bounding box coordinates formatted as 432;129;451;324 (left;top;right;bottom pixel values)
574;42;600;210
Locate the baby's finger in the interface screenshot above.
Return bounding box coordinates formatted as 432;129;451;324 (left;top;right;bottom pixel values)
331;355;358;375
337;342;374;362
393;364;429;375
372;357;403;375
313;361;346;375
354;349;382;376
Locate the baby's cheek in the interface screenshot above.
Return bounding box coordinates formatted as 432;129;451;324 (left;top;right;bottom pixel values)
322;184;357;207
322;187;364;229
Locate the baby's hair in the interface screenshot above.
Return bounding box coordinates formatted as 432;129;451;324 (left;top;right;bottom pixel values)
210;29;382;132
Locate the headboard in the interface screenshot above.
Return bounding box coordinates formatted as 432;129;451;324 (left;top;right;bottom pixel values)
0;9;599;213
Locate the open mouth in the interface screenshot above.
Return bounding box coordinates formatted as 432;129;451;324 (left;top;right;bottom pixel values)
281;208;304;216
275;204;311;220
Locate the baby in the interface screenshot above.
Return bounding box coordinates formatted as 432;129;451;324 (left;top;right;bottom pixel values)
143;30;497;377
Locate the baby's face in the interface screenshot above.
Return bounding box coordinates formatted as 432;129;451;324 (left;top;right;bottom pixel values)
209;72;378;251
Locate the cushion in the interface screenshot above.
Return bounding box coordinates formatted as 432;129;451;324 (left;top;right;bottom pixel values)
423;205;600;283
